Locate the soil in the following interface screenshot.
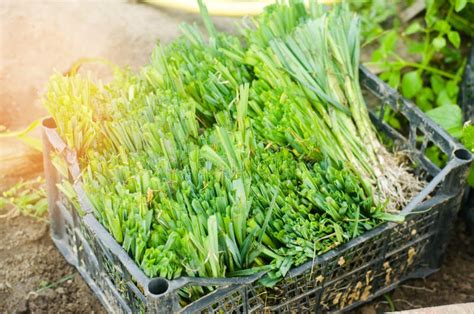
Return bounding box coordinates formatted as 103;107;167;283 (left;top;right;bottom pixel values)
0;214;104;313
1;1;474;313
1;213;473;313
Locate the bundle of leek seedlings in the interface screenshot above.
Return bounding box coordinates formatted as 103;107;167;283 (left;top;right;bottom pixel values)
150;0;421;211
44;0;421;301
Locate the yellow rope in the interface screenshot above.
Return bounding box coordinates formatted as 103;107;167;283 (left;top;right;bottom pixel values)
142;0;339;17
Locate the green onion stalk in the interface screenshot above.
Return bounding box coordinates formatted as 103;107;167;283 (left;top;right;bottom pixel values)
149;1;421;211
263;3;421;210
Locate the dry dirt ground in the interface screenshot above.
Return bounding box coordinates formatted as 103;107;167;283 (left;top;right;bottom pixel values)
0;215;472;312
1;1;474;313
0;215;104;313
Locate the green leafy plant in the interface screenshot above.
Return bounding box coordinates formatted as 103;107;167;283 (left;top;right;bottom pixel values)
350;0;398;44
362;0;473;172
0;176;48;221
369;2;467;109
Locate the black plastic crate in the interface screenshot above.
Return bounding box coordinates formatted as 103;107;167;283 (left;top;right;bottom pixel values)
460;38;474;233
42;66;472;313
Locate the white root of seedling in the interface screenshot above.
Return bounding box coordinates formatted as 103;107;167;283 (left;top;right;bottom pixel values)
373;146;424;213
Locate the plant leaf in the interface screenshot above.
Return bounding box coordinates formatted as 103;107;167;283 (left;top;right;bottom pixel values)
388;71;401;89
426;104;463;138
430;74;445;95
432;37;446;51
415;88;434;112
462;124;474;152
404;22;422;35
402;71;423;99
455;0;468;12
447;31;461;48
436;89;453;107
